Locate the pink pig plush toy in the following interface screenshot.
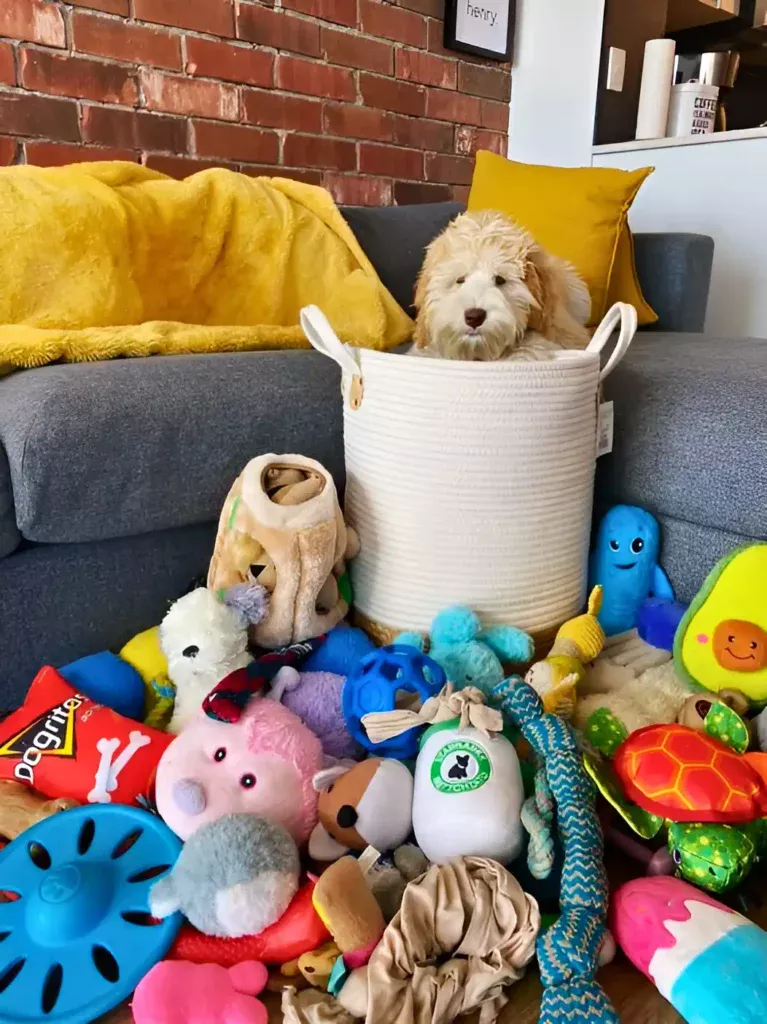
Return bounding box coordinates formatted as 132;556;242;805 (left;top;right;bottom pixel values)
155;696;324;843
133;960;268;1024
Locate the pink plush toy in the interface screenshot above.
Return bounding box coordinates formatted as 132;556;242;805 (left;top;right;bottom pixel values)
132;960;268;1024
155;696;324;843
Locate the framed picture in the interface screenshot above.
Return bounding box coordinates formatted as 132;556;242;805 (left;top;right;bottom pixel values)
444;0;515;62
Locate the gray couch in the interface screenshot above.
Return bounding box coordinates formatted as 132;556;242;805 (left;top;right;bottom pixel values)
0;202;755;710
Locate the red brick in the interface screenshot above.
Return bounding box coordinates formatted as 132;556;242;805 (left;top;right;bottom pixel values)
69;0;130;14
141;69;239;120
396;0;443;16
82;105;188;153
452;184;470;203
426;87;482;126
20;47;138;105
193;121;279;164
322;27;392;75
277;56;355;102
283;133;356;170
455;125;506;156
133;0;234;38
0;43;15;86
0;137;18;166
144;154;234;178
359;142;422;179
283;0;358;27
323;103;393;142
324;173;392;207
396;48;455;89
393;114;453;152
237;5;320;57
25;141;138;166
241;90;321;132
394;179;452;204
0;92;79;141
0;0;66;47
72;12;182;71
458;62;510;101
481;99;510;132
360;72;425;117
360;1;426;48
239;165;323;185
185;37;273;87
425;151;474;184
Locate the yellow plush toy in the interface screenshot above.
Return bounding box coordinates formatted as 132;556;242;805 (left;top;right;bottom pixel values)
119;627;176;729
526;587;605;716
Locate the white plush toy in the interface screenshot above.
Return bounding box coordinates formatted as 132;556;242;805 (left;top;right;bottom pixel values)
160;585;269;734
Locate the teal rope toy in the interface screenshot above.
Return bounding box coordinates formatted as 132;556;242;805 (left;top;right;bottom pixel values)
493;678;618;1024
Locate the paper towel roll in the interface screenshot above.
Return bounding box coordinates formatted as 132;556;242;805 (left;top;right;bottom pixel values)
636;39;676;140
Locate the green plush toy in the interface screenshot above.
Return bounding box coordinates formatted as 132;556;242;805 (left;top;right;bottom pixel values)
674;543;767;706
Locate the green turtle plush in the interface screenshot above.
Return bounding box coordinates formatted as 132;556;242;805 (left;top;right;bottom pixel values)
675;544;767;706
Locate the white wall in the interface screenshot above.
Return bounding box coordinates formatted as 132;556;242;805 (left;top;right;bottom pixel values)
594;137;767;338
508;0;605;166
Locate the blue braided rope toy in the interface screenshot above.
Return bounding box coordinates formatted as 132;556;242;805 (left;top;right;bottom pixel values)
493;678;618;1024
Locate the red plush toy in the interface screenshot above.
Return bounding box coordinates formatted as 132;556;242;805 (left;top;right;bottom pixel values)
170;880;329;966
0;667;172;805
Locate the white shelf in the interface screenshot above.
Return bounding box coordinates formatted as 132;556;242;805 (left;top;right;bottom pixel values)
592;125;767;155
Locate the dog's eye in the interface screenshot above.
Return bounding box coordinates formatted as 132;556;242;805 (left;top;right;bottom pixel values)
456;276;466;285
494;275;507;287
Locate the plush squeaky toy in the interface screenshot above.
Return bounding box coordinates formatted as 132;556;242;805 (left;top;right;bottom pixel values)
397;606;533;697
309;758;413;862
150;813;299;938
160;585;269;734
590;505;674;636
132;960;269;1024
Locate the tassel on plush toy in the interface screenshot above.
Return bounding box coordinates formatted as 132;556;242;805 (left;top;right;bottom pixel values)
525;587;605;717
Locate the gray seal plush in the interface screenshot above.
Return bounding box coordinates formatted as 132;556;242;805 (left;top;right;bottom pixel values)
150;813;299;937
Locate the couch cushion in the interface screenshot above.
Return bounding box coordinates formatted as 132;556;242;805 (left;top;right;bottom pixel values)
599;333;767;539
341;202;463;315
0;351;343;545
0;449;18;559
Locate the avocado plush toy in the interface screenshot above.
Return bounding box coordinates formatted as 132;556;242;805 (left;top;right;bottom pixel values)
674;544;767;705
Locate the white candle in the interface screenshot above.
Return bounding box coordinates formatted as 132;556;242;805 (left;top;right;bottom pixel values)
636;38;676;140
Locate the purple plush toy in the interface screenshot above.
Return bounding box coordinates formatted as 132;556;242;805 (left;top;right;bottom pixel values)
268;667;363;760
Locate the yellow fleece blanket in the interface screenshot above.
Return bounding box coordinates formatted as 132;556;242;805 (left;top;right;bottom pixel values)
0;162;413;373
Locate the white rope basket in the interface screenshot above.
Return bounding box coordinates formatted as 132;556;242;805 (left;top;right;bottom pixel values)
301;303;637;637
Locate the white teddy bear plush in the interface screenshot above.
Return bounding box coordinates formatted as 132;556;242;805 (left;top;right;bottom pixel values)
160;585;268;734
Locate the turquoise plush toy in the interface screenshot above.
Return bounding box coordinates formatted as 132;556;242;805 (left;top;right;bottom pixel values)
589;505;674;636
396;606;534;697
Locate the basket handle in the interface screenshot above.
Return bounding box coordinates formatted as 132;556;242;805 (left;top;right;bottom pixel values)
300;305;364;409
586;302;637;382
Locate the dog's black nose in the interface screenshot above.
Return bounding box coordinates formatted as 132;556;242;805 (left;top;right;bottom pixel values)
182;645;200;658
336;804;358;829
464;308;487;329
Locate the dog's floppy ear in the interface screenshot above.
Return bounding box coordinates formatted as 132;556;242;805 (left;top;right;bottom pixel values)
524;246;560;338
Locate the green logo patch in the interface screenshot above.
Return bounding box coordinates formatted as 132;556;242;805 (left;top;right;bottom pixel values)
430;739;491;794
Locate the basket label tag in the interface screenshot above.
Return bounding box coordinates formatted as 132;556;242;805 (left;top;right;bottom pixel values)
597;401;614;457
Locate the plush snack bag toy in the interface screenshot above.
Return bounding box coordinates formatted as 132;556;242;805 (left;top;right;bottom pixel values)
0;667;172;805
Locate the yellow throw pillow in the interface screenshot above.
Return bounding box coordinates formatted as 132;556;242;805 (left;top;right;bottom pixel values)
468;152;656;326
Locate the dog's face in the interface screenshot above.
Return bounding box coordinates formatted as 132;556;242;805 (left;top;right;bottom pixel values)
414;211;541;361
413;210;590;360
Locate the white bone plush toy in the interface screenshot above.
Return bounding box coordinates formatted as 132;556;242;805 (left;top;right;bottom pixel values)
160;585;269;734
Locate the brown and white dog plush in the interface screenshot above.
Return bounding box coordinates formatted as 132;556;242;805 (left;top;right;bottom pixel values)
308;758;413;861
413;210;591;361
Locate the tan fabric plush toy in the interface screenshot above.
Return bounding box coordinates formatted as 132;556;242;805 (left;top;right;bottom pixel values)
208;454;359;649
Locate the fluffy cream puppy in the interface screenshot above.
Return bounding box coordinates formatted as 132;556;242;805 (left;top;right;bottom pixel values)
413;210;591;361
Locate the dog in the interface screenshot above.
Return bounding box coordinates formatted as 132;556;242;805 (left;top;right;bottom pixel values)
413;210;591;361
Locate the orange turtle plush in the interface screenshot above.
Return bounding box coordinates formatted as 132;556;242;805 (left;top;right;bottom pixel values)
308;758;414;861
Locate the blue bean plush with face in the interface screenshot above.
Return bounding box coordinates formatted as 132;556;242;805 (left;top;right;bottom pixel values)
590;505;674;636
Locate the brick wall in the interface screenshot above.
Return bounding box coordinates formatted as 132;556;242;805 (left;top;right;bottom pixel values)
0;0;511;205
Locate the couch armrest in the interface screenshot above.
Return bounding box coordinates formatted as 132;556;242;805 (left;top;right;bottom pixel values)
633;233;714;333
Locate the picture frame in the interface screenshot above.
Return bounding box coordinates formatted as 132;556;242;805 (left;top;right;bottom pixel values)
444;0;514;62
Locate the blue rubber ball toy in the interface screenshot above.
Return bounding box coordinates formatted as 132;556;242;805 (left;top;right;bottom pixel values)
59;652;145;721
342;644;446;759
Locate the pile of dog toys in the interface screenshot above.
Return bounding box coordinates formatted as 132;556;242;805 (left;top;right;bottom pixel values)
0;451;766;1024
